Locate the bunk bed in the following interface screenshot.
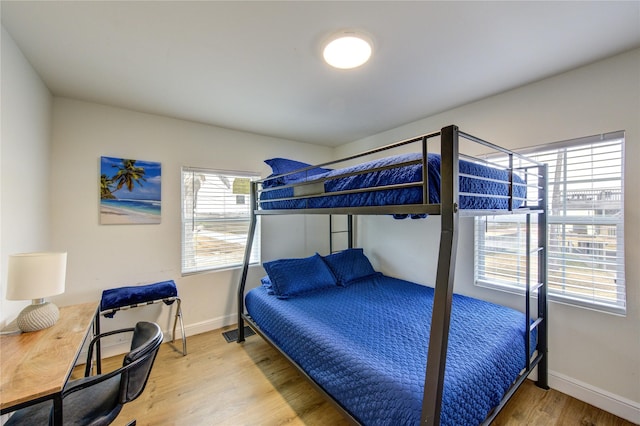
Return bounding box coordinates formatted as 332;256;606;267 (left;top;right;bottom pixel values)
236;125;548;425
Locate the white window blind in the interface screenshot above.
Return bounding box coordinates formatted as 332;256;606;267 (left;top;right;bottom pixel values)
475;132;625;315
182;167;260;275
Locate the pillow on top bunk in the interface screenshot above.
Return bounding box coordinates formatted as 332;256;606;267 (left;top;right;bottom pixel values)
322;248;378;286
263;158;332;188
263;253;338;299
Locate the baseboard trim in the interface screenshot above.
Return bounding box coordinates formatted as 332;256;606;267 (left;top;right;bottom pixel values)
549;370;640;424
174;313;237;338
86;314;237;360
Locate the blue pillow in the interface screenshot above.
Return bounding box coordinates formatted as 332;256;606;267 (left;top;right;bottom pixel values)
263;158;332;188
260;275;274;295
263;254;337;299
322;248;378;286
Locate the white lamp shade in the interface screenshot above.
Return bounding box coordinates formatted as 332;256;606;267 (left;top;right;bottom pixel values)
6;252;67;300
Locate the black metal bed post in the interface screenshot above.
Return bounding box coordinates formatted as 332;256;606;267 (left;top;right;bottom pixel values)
525;213;532;370
329;216;334;254
508;154;514;211
329;215;354;253
537;164;549;389
421;125;460;426
421;135;430;205
237;181;258;343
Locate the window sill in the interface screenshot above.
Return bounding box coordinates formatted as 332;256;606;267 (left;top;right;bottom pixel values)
475;280;627;317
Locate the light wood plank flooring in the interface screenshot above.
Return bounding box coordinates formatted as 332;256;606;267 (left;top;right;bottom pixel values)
84;327;637;426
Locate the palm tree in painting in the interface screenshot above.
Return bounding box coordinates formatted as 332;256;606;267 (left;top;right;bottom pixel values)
112;159;147;194
100;174;116;199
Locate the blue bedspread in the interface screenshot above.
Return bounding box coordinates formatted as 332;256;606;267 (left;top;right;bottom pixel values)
260;153;525;214
245;274;533;425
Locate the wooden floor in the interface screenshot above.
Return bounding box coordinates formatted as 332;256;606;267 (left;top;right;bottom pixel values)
83;327;637;426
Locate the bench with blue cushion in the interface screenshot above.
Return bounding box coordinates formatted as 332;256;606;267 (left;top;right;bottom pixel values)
98;280;186;358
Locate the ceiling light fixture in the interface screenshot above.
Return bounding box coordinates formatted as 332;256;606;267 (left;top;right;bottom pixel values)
322;31;373;70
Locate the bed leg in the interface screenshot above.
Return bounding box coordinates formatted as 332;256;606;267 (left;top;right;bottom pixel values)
237;183;257;343
536;357;549;390
237;314;245;343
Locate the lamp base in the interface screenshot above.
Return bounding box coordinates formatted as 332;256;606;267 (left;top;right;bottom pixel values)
16;301;60;332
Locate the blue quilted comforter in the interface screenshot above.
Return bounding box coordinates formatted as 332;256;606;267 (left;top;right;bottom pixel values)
259;153;525;214
245;274;534;425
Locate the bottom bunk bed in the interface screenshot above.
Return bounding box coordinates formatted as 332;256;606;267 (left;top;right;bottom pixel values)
243;249;540;426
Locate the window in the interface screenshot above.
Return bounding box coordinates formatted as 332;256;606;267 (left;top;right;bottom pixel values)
182;167;260;274
475;131;625;315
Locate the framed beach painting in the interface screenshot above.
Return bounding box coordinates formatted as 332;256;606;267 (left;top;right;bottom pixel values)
100;156;161;225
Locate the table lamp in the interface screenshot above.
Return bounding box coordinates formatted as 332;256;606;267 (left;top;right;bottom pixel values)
6;252;67;332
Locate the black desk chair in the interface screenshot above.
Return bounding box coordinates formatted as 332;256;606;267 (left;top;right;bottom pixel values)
6;321;163;426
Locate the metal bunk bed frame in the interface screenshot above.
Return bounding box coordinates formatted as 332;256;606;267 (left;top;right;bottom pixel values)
236;125;548;426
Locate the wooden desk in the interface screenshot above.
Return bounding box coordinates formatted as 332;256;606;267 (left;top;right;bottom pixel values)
0;302;97;424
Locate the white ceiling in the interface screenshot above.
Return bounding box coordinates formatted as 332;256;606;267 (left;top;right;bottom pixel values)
2;1;639;146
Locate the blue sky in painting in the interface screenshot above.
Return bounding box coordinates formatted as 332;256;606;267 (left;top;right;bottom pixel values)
100;156;161;201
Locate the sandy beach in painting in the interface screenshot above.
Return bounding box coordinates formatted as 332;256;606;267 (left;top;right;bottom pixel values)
100;204;161;224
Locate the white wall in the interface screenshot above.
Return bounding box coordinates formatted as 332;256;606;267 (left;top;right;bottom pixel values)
0;27;53;328
49;98;331;348
338;48;640;422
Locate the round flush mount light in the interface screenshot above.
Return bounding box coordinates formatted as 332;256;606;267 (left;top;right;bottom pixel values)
322;31;373;70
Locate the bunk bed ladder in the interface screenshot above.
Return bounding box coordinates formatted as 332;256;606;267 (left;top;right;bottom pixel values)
525;215;540;371
536;164;549;389
526;163;549;389
521;163;549;386
329;215;353;253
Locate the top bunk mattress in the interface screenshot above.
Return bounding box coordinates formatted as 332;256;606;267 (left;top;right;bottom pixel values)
245;274;534;425
258;153;526;214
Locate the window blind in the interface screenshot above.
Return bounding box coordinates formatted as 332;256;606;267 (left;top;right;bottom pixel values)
182;167;260;275
475;132;625;315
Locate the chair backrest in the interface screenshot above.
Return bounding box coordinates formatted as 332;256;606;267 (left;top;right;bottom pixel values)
119;321;163;403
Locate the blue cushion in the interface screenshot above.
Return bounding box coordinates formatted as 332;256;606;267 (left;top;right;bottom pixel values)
260;275;275;295
263;254;337;299
263;158;332;188
100;280;178;317
322;248;378;286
